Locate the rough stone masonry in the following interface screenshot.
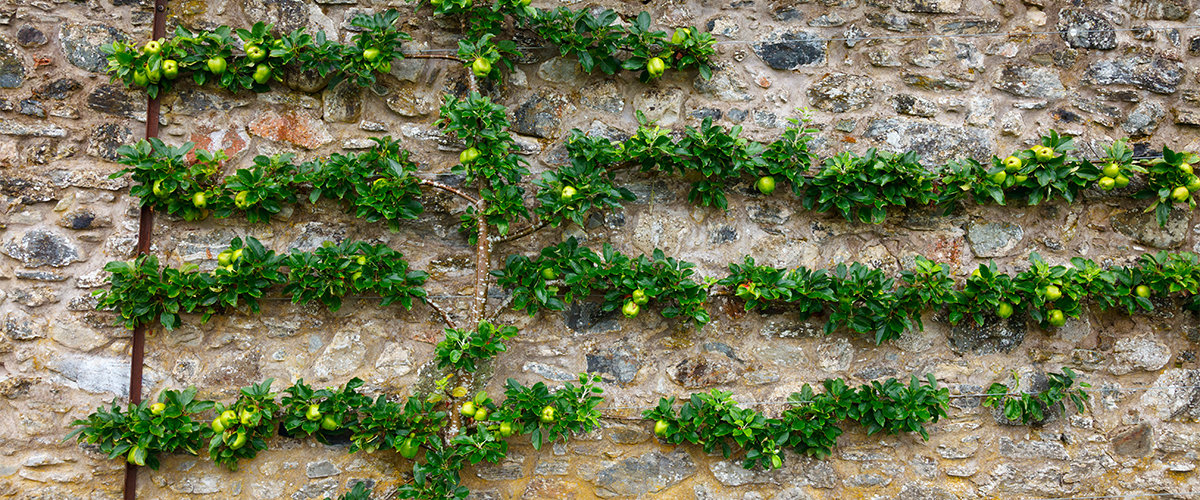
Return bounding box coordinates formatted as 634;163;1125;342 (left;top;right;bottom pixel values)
1;0;1200;498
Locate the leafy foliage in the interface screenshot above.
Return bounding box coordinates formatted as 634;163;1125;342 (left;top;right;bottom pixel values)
493;237;711;326
644;374;949;470
95;237;426;330
716;251;1200;342
983;368;1090;425
1137;146;1200;226
113;137;424;228
65;388;212;470
434;321;520;373
206;379;279;470
69;372;603;500
101;12;409;96
563;124;1195;226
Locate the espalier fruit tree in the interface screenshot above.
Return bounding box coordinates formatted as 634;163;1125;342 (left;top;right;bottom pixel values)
68;3;1200;499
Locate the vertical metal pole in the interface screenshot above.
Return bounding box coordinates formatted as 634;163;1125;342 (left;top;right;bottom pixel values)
124;1;167;498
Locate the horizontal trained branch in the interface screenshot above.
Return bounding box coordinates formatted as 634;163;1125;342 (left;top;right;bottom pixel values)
102;10;409;97
566;117;1199;226
66;373;604;499
983;368;1089;425
113;137;427;230
492;237;711;326
103;4;719;98
721;251;1200;342
642;367;1087;472
496;239;1200;343
95;237;428;330
644;374;950;470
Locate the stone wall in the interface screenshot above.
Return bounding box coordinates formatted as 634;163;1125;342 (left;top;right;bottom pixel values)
2;0;1200;498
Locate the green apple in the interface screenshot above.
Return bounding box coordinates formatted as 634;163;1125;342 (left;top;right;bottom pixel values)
1002;155;1022;173
756;176;776;195
622;300;639;318
472;57;492;77
647;57;666;78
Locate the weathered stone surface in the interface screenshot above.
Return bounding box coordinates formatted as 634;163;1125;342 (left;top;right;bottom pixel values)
1110;207;1189;248
966;220;1023;257
586;345;640;385
579;80;625;113
248;109;332;149
58;209;109;230
605;423;650;445
305;461;340;479
172;88;252;115
35;87;79;112
1126;0;1190;19
807;73;876;113
1057;9;1116;49
188;124;251;162
890;93;937;118
322;79;362;123
563;302;618;334
16;25;46;47
50;355;137;397
291;478;337;499
902;72;972;91
383;80;440;118
948;315;1026;355
1122;101;1164;137
668;353;739;389
59;24;126;73
88;84;146;119
0;121;67;137
167;475;223;494
87;123;134;161
897;483;959;500
1142;369;1200;420
512;91;570;138
633;87;684;127
590;450;696;498
999;437;1069;460
1110;334;1171;375
0;35;24;88
242;0;309;34
9;286;59;307
863;118;994;163
894;0;961;13
1111;424;1153;457
1175;107;1200;127
693;72;752;102
753;30;826;70
522;476;577;499
537;56;584;84
1;229;83;268
311;327;366;381
4;311;39;341
476;452;525;481
1084;56;1184;94
993;64;1066;99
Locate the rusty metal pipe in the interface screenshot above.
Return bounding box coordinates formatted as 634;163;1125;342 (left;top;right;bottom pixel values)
124;1;168;498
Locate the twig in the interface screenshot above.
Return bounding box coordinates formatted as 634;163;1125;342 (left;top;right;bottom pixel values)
424;296;458;330
470;211;490;324
488;219;548;244
485;292;515;323
417;178;480;206
466;71;488;326
402;53;464;63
